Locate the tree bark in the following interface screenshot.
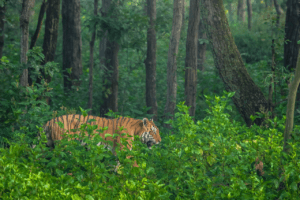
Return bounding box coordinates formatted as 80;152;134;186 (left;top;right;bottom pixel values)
200;0;268;127
197;19;206;71
284;0;300;72
62;0;83;92
273;0;283;27
283;51;300;153
20;0;35;87
100;0;119;117
246;0;252;30
28;0;47;86
164;0;184;127
144;0;158;121
30;0;47;50
227;2;233;22
88;0;98;115
237;0;245;22
0;3;6;59
185;0;200;117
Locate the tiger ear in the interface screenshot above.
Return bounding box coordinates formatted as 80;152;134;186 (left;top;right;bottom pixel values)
142;118;148;126
150;118;153;122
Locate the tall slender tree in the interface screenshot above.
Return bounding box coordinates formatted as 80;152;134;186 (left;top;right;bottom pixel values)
164;0;184;127
20;0;35;87
199;0;268;126
197;19;206;71
144;0;158;121
0;2;6;59
88;0;98;115
246;0;252;30
273;0;283;27
100;0;120;117
284;0;300;72
62;0;83;92
185;0;200;117
237;0;245;22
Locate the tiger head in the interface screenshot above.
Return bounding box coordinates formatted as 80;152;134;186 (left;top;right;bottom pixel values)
139;118;161;149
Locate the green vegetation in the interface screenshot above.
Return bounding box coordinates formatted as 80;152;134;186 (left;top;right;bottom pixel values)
1;93;300;199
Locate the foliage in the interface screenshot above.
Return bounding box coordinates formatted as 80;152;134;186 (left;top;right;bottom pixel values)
1;93;300;199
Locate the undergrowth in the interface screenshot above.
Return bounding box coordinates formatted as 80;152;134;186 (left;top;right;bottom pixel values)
1;92;300;199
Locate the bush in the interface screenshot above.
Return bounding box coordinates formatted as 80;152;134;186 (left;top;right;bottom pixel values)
1;92;300;199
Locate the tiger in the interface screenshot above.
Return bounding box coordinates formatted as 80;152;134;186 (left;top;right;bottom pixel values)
42;114;161;168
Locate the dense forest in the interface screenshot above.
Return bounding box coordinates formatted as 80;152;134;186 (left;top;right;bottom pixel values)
1;0;300;199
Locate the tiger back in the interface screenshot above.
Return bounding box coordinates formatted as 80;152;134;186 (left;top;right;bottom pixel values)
43;114;161;152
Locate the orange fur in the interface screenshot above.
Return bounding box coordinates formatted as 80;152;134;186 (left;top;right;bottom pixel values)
42;114;161;167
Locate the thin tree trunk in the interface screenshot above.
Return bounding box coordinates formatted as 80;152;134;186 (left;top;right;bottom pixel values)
62;0;83;92
28;0;47;86
185;0;200;117
0;3;6;59
237;0;245;22
20;0;35;87
284;0;300;72
30;0;47;50
88;0;98;115
283;50;300;153
164;0;184;128
227;2;233;22
273;0;283;27
200;0;268;127
246;0;252;30
144;0;158;121
197;18;206;71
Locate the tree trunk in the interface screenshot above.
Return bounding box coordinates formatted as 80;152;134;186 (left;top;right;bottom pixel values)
284;0;300;72
0;3;6;59
185;0;200;117
62;0;83;92
274;0;283;27
164;0;184;127
100;0;119;117
20;0;35;87
283;50;300;153
30;0;47;50
88;0;98;115
237;0;245;22
227;2;233;22
99;30;107;68
197;18;206;71
200;0;268;127
144;0;158;121
28;0;47;86
100;40;119;117
246;0;252;30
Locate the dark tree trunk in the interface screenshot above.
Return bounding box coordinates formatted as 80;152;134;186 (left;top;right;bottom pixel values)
237;0;245;22
62;0;83;92
144;0;158;121
164;0;184;128
284;0;300;72
28;0;47;86
0;3;6;59
88;0;98;115
200;0;268;127
20;0;35;87
185;0;200;117
100;0;119;117
100;40;119;117
197;19;206;71
30;0;47;50
246;0;252;30
40;0;60;105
